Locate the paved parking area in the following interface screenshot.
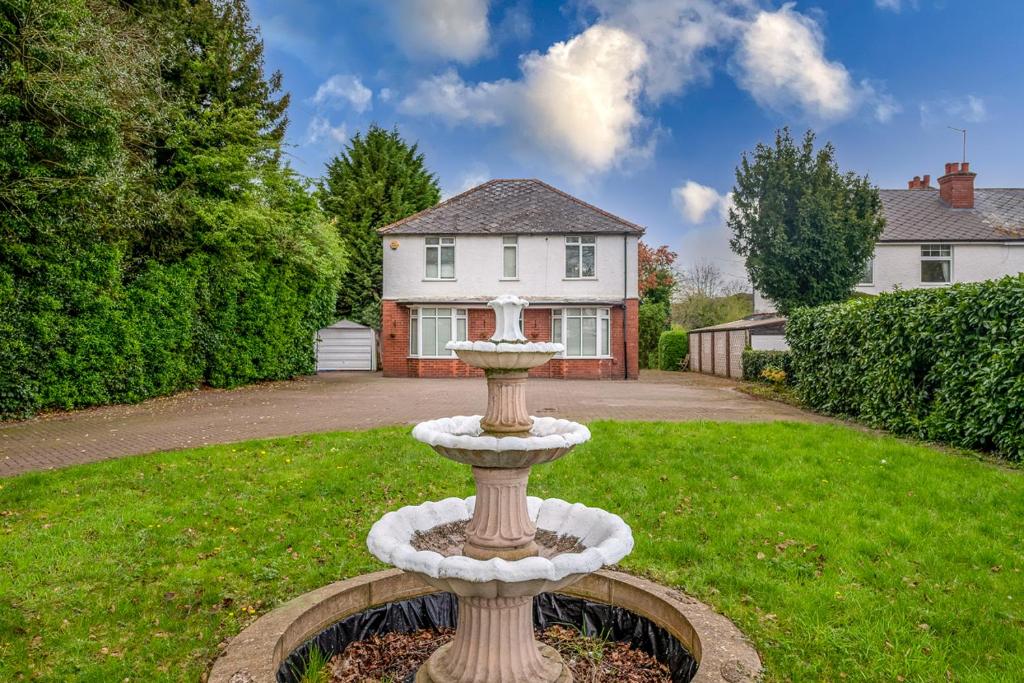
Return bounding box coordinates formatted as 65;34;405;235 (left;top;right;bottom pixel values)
0;371;822;477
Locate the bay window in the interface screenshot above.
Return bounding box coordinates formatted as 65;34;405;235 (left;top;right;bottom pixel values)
550;308;611;357
425;237;455;279
409;308;467;357
920;244;952;283
565;236;596;278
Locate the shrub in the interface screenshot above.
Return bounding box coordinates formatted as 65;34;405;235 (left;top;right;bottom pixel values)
787;275;1024;460
638;301;669;370
657;329;689;371
742;349;794;383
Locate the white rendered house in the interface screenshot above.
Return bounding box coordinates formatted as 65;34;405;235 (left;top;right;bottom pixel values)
754;161;1024;313
378;179;643;379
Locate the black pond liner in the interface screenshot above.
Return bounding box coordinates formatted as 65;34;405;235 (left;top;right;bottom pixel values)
278;592;698;683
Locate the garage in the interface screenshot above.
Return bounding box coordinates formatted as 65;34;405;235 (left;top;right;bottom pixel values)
316;320;377;371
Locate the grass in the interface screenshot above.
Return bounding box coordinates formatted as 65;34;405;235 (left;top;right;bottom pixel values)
1;421;1022;682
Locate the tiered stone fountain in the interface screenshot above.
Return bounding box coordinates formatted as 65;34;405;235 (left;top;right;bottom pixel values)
367;295;634;683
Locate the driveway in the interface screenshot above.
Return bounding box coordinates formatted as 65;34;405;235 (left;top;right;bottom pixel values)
0;371;822;477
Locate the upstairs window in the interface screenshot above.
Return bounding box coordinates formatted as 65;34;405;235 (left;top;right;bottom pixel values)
921;244;952;283
859;258;874;285
551;308;610;357
425;237;455;279
565;236;596;278
502;236;518;279
409;308;467;357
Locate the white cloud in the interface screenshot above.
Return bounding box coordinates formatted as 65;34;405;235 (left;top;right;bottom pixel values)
306;116;348;145
401;25;650;177
733;4;858;121
517;25;649;173
920;94;987;127
875;0;918;11
390;0;491;63
378;87;394;103
400;70;512;125
313;74;373;112
672;181;732;224
583;0;747;101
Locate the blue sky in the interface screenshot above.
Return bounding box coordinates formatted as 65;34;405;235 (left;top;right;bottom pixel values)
251;0;1024;282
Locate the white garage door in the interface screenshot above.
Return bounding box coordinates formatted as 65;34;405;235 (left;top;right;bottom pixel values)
316;324;376;371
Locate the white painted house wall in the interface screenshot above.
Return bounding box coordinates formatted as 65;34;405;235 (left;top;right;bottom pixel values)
856;242;1024;294
382;234;639;301
753;241;1024;314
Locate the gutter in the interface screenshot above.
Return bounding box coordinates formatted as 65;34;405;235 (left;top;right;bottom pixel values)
623;233;629;378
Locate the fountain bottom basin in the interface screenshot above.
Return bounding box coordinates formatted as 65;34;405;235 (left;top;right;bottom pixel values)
207;569;761;683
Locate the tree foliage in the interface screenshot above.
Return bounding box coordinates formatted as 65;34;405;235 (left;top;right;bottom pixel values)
638;242;677;305
728;129;884;314
319;125;440;327
0;0;343;417
636;241;676;369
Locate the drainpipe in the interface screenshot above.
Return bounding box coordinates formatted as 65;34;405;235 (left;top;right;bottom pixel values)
623;234;629;378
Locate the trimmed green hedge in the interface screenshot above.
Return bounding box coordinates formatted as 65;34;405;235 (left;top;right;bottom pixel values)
658;329;689;370
741;349;794;383
787;275;1024;460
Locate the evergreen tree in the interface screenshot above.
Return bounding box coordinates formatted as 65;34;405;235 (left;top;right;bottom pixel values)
728;128;884;314
319;125;440;327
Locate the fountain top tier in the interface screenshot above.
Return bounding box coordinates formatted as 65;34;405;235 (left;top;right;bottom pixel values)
445;295;564;372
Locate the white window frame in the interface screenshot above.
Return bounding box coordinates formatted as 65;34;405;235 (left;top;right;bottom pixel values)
425;237;456;280
501;235;518;280
408;307;467;358
550;308;611;358
920;244;952;284
858;257;874;286
564;236;596;279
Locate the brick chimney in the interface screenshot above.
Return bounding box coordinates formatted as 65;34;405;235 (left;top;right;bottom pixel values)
907;174;932;189
937;162;976;208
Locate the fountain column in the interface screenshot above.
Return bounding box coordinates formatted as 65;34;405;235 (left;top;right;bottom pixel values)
425;596;566;683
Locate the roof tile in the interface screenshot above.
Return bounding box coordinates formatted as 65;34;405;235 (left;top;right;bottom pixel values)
378;179;645;235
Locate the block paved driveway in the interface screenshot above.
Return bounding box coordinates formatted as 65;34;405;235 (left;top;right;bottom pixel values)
0;370;823;477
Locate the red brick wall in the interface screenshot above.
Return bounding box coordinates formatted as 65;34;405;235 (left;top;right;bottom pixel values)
380;300;640;380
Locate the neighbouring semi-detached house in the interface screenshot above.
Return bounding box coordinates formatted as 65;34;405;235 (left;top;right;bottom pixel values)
378;179;643;379
754;161;1024;313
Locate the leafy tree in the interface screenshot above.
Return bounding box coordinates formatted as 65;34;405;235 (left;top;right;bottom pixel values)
638;242;677;305
319;125;440;327
728;128;884;314
0;0;343;417
637;241;677;368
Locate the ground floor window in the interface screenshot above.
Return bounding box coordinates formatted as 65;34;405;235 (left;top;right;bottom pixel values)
551;308;611;357
920;244;952;283
409;308;467;357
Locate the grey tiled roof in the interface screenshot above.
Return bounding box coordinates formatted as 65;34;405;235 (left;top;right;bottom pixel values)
879;188;1024;242
378;179;645;235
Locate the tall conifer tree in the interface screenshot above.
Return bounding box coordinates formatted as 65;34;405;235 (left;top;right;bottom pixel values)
319;125;440;327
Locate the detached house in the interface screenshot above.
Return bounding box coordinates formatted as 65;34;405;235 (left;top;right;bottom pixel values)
754;160;1024;313
378;179;642;379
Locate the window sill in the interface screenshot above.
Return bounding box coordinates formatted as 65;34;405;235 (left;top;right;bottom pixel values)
422;278;457;282
408;355;458;360
499;277;520;281
562;277;598;281
554;355;614;360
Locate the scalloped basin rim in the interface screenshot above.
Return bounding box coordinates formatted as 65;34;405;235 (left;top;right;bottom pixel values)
367;496;634;585
446;340;565;353
412;416;591;452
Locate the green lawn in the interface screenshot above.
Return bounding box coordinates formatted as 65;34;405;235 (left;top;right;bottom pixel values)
1;422;1022;682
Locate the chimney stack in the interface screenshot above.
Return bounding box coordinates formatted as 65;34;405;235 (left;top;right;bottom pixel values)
907;174;932;190
938;161;976;208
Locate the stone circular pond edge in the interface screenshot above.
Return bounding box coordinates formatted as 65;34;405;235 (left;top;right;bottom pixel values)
208;568;762;683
